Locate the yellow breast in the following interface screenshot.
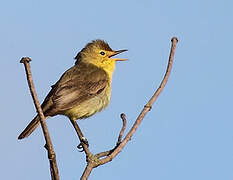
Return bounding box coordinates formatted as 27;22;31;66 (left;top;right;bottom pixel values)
64;83;111;121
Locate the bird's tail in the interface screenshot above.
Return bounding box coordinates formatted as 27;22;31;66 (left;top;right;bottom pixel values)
18;115;43;139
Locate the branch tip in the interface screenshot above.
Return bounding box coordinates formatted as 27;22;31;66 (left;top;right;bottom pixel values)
117;113;127;145
171;37;178;43
120;113;126;119
20;57;31;63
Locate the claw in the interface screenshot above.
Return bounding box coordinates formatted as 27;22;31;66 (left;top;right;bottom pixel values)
77;143;84;152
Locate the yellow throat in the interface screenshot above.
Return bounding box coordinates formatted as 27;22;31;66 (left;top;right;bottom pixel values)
74;40;127;79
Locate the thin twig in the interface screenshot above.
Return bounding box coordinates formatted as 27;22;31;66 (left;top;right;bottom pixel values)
95;150;112;159
117;113;127;145
20;57;60;180
87;114;127;161
91;112;127;161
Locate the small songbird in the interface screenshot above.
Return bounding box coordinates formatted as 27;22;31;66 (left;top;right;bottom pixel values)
18;40;127;139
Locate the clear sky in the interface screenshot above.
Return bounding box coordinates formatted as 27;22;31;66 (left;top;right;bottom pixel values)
1;0;233;179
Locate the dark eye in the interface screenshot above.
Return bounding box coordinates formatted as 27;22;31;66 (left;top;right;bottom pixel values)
100;51;105;56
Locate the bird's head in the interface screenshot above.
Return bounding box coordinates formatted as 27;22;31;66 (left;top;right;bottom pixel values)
75;40;127;75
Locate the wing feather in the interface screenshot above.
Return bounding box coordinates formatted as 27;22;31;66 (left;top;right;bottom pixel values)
41;62;109;116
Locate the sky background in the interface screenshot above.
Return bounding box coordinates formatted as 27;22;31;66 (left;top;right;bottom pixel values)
1;0;233;179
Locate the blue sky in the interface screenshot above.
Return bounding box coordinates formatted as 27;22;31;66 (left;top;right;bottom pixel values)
1;0;233;179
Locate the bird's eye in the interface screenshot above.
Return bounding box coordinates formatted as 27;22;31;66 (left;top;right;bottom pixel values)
100;51;105;56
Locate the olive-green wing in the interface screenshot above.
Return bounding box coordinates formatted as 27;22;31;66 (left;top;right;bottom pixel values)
42;63;109;116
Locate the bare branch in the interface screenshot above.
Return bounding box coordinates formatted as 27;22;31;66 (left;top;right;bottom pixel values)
98;37;178;166
80;164;94;180
20;57;60;180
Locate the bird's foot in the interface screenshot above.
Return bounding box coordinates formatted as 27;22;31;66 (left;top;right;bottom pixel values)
77;136;89;152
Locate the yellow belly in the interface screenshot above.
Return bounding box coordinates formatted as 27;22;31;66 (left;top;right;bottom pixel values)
63;85;111;121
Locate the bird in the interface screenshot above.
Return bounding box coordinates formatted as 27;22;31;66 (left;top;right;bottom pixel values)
18;39;127;139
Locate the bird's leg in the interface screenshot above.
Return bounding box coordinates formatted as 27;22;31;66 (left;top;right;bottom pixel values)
69;118;89;151
77;136;89;151
80;136;89;146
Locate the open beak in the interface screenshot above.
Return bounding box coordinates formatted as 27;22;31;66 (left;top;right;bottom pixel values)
109;49;128;61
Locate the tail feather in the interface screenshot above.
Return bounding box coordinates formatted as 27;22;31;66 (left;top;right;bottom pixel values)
18;116;41;139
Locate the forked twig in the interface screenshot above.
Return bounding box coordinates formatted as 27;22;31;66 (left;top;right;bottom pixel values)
20;57;60;180
79;37;178;180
